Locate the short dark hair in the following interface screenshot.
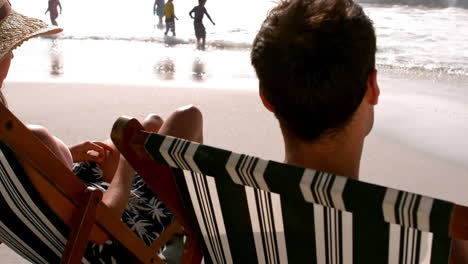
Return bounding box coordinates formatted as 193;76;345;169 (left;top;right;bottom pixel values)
251;0;376;142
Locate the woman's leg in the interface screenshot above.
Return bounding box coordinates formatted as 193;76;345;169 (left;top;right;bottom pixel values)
100;114;164;182
28;125;73;168
145;106;203;261
158;105;203;143
102;105;202;182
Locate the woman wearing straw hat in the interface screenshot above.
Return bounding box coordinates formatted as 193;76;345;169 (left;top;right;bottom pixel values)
0;0;202;262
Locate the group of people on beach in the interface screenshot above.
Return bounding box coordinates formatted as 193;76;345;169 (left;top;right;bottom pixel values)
1;0;468;262
45;0;215;50
154;0;215;50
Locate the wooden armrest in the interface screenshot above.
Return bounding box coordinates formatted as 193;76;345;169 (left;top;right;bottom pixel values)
451;205;468;240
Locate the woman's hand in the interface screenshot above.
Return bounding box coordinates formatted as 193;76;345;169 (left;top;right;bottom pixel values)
69;141;114;164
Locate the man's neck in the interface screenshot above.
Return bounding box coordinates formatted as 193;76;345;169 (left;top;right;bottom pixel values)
283;131;364;180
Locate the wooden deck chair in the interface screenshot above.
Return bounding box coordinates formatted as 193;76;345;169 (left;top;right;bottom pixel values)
111;116;468;264
0;104;183;264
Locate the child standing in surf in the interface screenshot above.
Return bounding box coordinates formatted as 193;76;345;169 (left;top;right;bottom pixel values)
164;0;178;37
44;0;62;26
189;0;215;50
153;0;165;26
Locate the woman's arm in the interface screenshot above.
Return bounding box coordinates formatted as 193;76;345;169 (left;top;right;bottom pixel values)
68;141;133;216
100;157;134;216
68;141;114;164
28;125;133;217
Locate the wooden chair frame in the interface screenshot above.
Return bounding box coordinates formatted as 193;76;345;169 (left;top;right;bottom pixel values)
0;104;182;264
111;117;204;264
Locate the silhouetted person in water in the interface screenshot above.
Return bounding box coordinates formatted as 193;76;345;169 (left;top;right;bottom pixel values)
154;0;165;26
45;0;62;26
189;0;215;50
164;0;178;36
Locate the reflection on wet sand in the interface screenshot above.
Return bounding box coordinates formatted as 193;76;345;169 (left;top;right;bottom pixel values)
192;57;205;81
154;57;175;80
155;23;165;30
49;40;63;76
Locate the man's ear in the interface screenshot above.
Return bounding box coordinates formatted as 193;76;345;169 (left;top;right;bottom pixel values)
366;69;380;105
259;88;274;112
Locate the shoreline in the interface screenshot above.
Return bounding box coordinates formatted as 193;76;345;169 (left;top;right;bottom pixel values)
8;38;468;85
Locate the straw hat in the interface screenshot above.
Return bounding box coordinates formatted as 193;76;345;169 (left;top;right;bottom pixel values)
0;0;62;61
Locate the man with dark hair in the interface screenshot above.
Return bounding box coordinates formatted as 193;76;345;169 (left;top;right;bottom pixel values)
251;0;468;261
251;0;379;180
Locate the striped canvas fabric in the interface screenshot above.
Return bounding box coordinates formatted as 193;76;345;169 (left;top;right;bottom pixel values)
0;142;88;263
0;142;142;263
144;133;453;264
0;142;100;264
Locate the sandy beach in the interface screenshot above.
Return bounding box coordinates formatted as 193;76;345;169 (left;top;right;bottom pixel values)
1;74;468;261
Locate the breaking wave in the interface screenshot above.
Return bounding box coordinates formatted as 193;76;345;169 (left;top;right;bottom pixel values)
357;0;468;9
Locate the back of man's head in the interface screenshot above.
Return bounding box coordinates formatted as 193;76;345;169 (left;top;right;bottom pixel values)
251;0;376;142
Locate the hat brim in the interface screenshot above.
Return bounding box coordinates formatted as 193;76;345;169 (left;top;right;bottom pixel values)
0;10;62;61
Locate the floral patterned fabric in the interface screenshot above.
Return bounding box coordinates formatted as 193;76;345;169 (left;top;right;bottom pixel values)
73;162;173;263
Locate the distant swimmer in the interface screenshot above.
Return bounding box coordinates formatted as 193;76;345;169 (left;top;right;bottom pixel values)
164;0;178;37
44;0;62;26
153;0;165;26
189;0;215;50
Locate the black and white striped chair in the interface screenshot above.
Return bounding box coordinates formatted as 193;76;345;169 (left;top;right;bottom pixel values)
0;104;180;264
112;117;468;264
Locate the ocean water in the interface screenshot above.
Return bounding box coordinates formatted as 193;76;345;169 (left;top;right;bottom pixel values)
10;0;468;79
